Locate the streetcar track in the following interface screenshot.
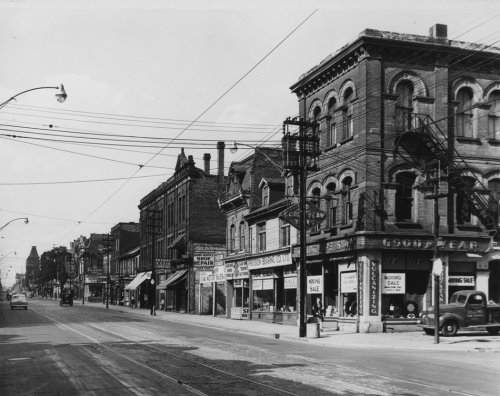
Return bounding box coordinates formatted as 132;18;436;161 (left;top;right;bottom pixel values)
30;306;298;396
31;302;485;396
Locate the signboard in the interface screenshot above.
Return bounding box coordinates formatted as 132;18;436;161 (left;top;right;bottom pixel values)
357;261;364;316
155;258;172;269
247;251;292;270
382;273;406;294
242;307;250;320
279;201;327;231
307;275;323;294
213;265;225;282
283;266;297;277
262;279;274;290
448;276;475;286
253;280;262;290
199;271;213;284
340;272;357;293
225;261;249;280
193;252;215;268
234;279;243;288
284;277;297;289
88;268;103;275
369;261;379;316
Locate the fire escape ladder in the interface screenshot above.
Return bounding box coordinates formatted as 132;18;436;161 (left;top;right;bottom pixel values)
395;113;497;230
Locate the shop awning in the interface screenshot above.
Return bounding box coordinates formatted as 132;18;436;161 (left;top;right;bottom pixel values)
157;269;188;289
167;234;185;250
124;272;150;290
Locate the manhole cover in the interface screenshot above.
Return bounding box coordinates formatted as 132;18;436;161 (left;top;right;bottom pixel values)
8;358;32;361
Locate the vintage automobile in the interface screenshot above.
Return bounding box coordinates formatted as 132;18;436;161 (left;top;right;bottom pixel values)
419;290;500;336
59;293;73;307
10;293;28;310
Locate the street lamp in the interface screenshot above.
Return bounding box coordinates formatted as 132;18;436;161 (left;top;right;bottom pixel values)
0;251;16;261
0;218;28;232
0;85;67;110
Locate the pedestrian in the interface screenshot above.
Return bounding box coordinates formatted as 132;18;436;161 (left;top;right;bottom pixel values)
150;300;156;316
131;295;135;309
312;297;324;321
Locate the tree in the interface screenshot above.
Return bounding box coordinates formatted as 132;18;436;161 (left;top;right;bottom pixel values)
37;246;70;290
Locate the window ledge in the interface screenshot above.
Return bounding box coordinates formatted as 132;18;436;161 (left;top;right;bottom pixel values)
487;139;500;145
309;230;321;236
339;136;354;145
338;223;353;230
456;224;482;232
456;137;481;144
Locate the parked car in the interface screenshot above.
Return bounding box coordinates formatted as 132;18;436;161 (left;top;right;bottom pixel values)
419;290;500;336
10;294;28;310
59;293;73;307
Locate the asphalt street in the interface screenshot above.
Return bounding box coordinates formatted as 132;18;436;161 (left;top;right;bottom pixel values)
1;293;498;396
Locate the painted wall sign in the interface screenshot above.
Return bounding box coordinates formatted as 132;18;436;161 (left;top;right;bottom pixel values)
247;251;292;270
357;262;363;316
325;237;356;253
307;244;321;255
307;275;323;294
193;252;215;268
262;279;274;290
448;276;475;286
382;273;406;294
253;280;263;290
340;272;357;293
382;238;480;251
284;277;297;289
369;261;379;316
155;258;172;269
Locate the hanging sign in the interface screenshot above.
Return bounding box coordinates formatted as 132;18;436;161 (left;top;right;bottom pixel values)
234;279;243;287
253;280;263;290
279;202;328;231
382;273;405;294
307;275;323;294
193;252;215;268
369;261;379;316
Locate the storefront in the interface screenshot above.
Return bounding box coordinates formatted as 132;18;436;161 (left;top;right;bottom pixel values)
84;276;106;303
225;260;250;320
124;271;150;308
248;249;297;325
157;269;188;312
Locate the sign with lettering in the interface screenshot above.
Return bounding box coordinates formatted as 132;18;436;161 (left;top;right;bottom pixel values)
439;269;446;303
369;261;379;316
155;258;172;269
448;276;475;286
283;266;297;277
225;261;249;280
242;307;250;319
193;252;215;268
262;279;274;290
357;262;363;316
340;272;357;293
199;271;213;284
213;265;225;282
307;275;323;294
279;202;327;231
247;251;292;270
325;237;357;253
88;268;103;275
382;238;481;252
284;277;297;289
382;273;406;294
234;279;243;287
253;280;262;290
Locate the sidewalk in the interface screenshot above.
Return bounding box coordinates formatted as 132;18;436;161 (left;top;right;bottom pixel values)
72;299;500;353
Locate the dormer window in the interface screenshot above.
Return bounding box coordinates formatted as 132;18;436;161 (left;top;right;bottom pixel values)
262;185;269;207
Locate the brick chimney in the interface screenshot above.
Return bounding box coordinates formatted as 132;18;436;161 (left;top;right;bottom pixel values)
203;153;211;174
429;24;447;39
217;141;225;177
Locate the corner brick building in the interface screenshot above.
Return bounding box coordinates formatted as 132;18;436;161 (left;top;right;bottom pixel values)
289;24;500;332
137;147;226;314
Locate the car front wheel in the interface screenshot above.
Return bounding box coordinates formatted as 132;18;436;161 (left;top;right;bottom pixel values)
442;321;458;337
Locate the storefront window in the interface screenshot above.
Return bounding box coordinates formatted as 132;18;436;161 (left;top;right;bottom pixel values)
89;285;103;297
234;280;249;308
252;270;274;310
306;262;322;315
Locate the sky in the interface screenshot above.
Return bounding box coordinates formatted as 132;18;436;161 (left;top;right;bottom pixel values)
0;0;499;287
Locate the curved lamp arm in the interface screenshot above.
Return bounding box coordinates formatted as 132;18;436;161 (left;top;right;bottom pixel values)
0;85;67;110
0;217;29;232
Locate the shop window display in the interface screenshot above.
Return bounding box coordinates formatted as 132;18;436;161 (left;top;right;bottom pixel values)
89;285;103;297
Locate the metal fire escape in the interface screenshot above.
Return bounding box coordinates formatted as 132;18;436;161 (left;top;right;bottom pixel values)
394;113;498;231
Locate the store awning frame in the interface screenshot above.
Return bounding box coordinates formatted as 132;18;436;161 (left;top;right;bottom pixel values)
167;234;185;250
157;269;188;289
124;271;150;290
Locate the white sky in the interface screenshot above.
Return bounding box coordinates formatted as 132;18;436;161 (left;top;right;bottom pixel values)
0;0;499;286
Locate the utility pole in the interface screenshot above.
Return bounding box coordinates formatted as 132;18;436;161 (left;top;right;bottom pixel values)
147;208;162;315
282;117;320;338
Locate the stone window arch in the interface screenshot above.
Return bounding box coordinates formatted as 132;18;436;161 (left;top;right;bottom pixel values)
308;99;322;120
387;71;428;97
456;87;474;138
487;90;500;140
338;170;356;225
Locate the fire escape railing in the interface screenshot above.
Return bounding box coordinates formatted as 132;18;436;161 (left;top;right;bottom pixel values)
395;113;497;230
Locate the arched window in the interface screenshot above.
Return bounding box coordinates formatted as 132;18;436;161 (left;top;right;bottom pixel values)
395;81;414;131
340;176;353;225
488;178;500;225
310;187;321;231
239;222;246;252
328;98;337;146
326;182;337;228
395;172;417;222
456;176;477;225
488;91;500;140
342;88;354;140
456;88;473;137
229;224;236;252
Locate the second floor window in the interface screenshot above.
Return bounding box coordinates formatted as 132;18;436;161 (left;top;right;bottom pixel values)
342;89;354;140
230;225;236;252
280;220;290;247
456;88;473;138
257;223;266;252
262;186;269;207
239;222;246;251
489;91;500;140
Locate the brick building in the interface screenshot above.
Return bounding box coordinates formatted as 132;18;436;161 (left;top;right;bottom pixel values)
136;146;226;313
219;147;297;322
289;24;500;333
25;246;39;291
